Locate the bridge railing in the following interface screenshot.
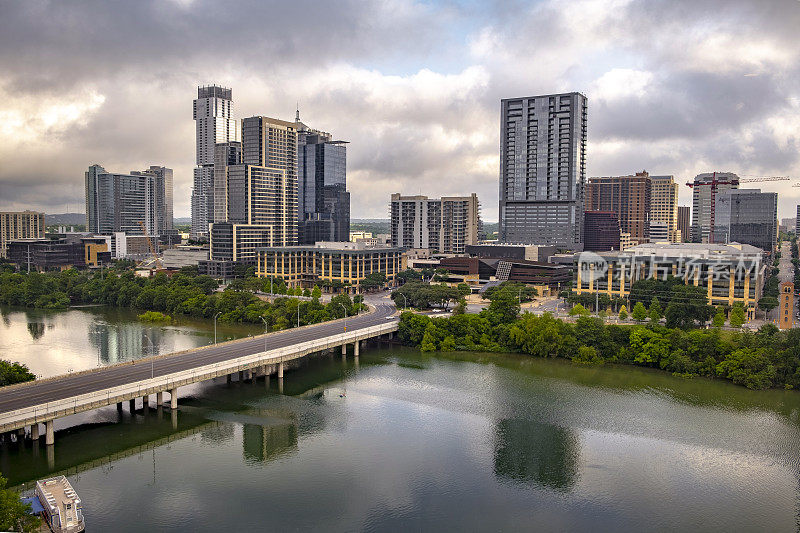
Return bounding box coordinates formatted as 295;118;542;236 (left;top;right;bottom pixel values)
0;321;398;432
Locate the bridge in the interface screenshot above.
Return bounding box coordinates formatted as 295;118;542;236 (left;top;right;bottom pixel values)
0;303;399;446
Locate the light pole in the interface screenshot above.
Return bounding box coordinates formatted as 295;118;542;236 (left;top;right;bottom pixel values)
143;332;154;379
397;292;407;310
213;312;221;344
339;303;348;332
260;316;269;353
297;299;300;328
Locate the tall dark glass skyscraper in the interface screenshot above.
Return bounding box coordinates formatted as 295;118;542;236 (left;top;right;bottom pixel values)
295;110;350;244
498;93;587;248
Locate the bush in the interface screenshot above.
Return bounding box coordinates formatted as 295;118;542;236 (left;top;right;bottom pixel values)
572;345;604;365
0;360;35;386
138;311;171;322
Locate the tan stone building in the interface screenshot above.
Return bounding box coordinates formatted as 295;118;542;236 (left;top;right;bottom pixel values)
586;172;651;245
0;210;45;258
778;281;794;330
649;175;679;242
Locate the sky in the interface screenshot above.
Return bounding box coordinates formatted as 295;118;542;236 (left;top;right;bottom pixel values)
1;0;799;222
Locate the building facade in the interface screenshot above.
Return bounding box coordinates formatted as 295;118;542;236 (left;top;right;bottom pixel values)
585;171;651;245
131;166;173;233
715;189;778;252
296;112;350;243
85;164;170;237
256;242;406;293
191;85;239;237
649;175;679;242
583;211;621;252
690;172;739;243
678;206;691;243
574;242;765;318
0;211;45;258
778;281;795;330
499;93;587;247
390;193;480;254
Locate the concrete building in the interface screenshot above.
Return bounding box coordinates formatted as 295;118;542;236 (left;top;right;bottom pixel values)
0;210;44;258
161;246;209;269
677;206;691;243
779;217;796;234
649;175;679;242
191;85;240;237
113;232;159;259
583;211;621;251
439;256;571;289
256;242;406;293
85;164;170;237
498;93;587;247
586;171;651;245
464;243;556;262
690;172;739;243
715;189;778;252
390;193;480;254
296;111;350;244
574;242;766;319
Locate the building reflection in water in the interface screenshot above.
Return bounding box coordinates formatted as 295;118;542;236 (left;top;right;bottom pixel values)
27;322;46;340
200;422;235;446
87;322;166;364
493;418;579;492
242;410;298;463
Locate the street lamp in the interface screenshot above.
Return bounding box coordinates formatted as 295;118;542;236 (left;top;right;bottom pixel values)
260;316;269;354
398;292;407;310
339;303;348;332
143;332;155;379
213;312;221;344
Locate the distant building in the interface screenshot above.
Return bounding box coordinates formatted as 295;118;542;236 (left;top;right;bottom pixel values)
499;93;587;247
796;205;800;235
583;211;621;252
113;232;158;259
0;210;44;258
464;243;556;263
649;175;679;242
779;217;796;234
295;111;350;243
690;172;739;243
256;242;406;293
85;164;171;237
191;85;239;237
677;206;691;243
575;242;766;319
161;246;209;269
390;193;480;254
715;189;778;252
586;171;651;245
349;231;373;242
7;235;110;271
438;256;571;291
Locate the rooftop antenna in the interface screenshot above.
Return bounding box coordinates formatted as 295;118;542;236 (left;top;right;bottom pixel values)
295;102;300;122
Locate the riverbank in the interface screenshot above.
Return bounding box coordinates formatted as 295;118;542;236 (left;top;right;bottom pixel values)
397;311;800;391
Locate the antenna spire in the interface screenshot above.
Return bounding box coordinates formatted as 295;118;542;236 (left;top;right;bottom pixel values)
295;102;300;121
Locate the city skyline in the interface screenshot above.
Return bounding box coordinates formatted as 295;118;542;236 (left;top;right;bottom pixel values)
1;0;800;222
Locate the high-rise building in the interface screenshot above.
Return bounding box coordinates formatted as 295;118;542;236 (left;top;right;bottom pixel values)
677;206;690;243
85;164;169;237
690;172;739;243
796;206;800;236
390;193;480;253
649;175;679;242
715;189;778;252
586;172;651;245
295;111;350;244
208;116;298;263
498;93;587;247
191;85;239;237
583;211;621;252
0;210;45;258
131;166;173;233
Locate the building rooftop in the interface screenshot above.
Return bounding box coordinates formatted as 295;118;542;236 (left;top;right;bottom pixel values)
587;242;764;258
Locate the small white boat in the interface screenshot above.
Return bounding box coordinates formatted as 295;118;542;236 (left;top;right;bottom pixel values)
35;476;85;533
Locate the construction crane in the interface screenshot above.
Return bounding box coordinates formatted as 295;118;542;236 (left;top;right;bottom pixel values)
685;173;792;243
137;221;162;270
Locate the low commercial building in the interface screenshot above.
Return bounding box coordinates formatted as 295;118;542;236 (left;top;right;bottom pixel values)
113;232;159;259
464;244;556;262
574;242;766;318
7;235;111;271
162;246;209;269
256;241;406;293
1;210;45;258
438;256;571;291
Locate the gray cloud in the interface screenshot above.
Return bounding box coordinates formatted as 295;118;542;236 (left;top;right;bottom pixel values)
1;0;799;222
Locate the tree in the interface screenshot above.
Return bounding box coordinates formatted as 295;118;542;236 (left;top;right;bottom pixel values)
758;296;778;317
631;301;648;322
663;285;714;329
456;283;471;298
648;297;663;321
0;360;35;387
452;298;467;315
0;475;40;532
485;286;520;324
712;309;726;328
569;303;589;317
729;303;746;328
618;305;628;320
572;345;604;365
311;286;322;300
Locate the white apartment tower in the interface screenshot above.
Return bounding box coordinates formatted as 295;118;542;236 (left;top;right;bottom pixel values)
390;193;480;254
191;85;239;237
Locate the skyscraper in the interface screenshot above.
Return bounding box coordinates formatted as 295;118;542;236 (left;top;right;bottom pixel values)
132;166;173;233
690;172;738;243
295;110;350;244
586;171;651;245
390;193;480;253
85;164;169;236
498;93;587;248
649;175;679;242
0;211;44;258
715;189;778;252
677;206;691;243
191;85;239;238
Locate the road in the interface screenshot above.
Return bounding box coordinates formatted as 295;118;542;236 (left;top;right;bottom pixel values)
0;301;397;414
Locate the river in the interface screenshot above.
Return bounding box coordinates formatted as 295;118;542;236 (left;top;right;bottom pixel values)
2;306;799;531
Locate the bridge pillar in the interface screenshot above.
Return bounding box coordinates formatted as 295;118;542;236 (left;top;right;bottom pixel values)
169;388;178;409
46;443;54;469
16;428;25;441
226;373;232;384
45;420;54;446
129;399;136;413
156;391;163;407
354;341;360;357
238;370;244;382
142;395;149;409
117;402;123;412
31;423;40;440
278;362;284;379
341;344;347;357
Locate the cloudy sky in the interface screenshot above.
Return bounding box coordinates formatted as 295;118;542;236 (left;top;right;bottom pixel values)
1;0;799;221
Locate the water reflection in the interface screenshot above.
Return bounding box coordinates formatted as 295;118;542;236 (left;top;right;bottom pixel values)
493;418;579;492
26;322;45;340
87;322;167;365
242;414;298;463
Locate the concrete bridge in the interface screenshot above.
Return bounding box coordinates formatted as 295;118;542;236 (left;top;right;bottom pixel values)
0;303;399;446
